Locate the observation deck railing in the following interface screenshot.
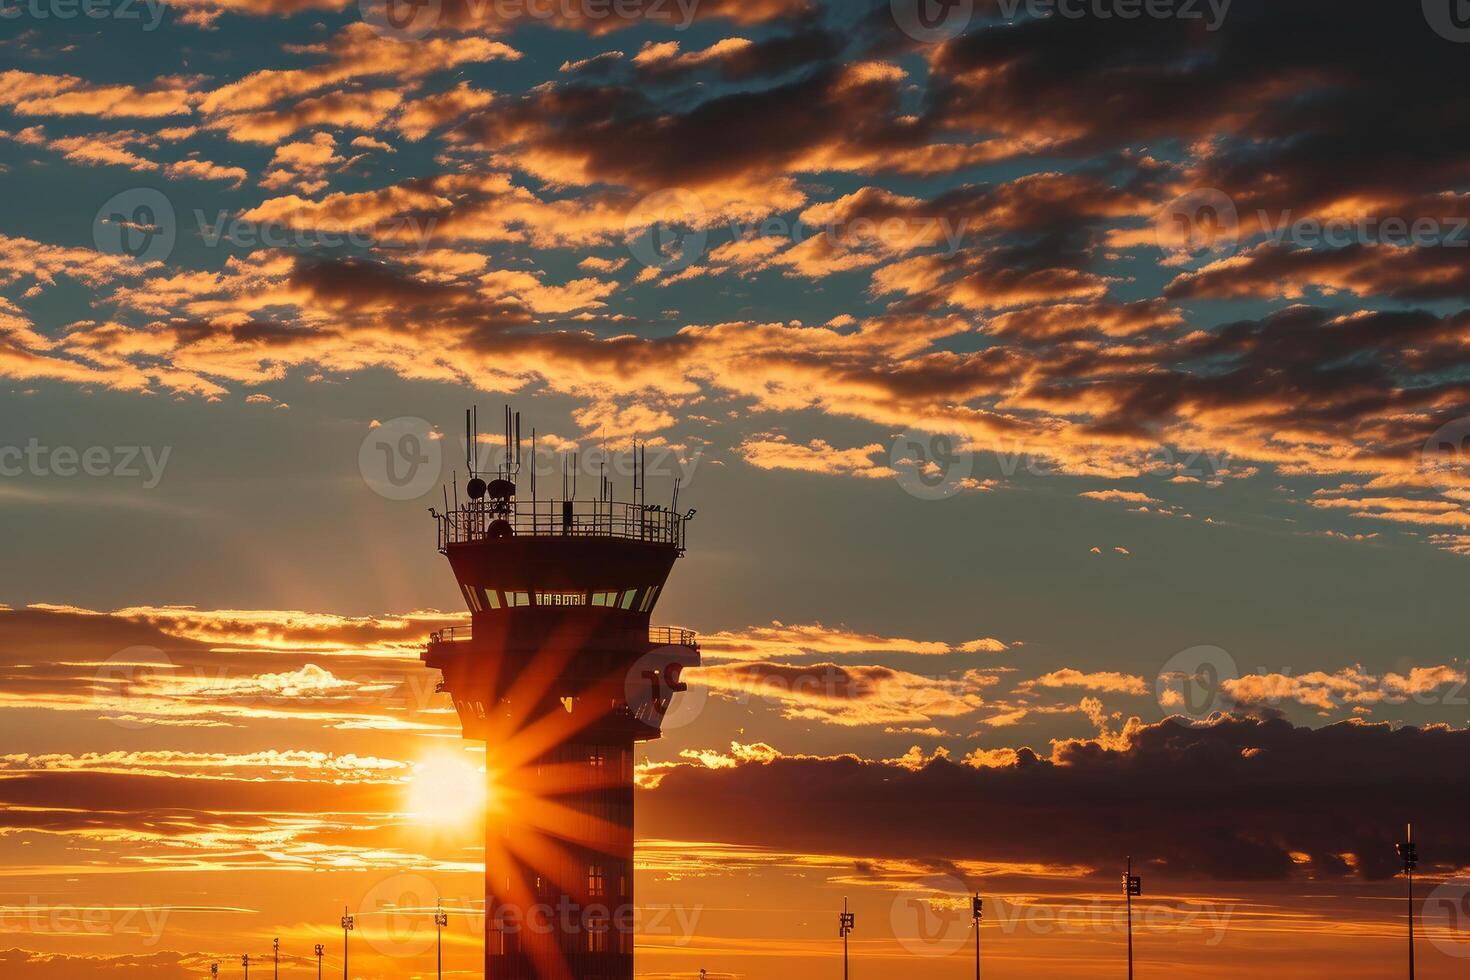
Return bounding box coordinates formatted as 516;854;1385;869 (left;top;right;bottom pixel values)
432;499;690;553
647;626;699;649
428;624;698;649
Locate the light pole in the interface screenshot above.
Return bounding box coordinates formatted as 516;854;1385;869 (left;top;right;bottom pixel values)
1398;825;1419;980
1124;857;1142;980
242;954;250;980
972;895;983;980
340;907;354;980
435;901;450;979
314;943;325;980
210;964;218;980
838;898;855;980
273;938;279;980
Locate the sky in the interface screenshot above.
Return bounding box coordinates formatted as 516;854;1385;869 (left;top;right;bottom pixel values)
3;0;1470;975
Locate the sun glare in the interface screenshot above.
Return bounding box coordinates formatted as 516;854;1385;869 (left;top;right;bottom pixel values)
406;753;487;826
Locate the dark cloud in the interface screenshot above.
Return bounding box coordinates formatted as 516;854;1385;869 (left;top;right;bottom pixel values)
643;714;1470;881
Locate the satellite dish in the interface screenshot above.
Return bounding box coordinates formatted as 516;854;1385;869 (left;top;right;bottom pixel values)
487;519;512;539
488;479;516;499
467;478;487;500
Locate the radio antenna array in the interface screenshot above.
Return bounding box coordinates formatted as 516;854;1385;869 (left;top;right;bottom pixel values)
466;407;478;476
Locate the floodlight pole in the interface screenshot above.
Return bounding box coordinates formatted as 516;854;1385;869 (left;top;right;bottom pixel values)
839;898;855;980
273;937;279;980
435;901;450;980
972;894;983;980
341;907;355;980
1124;857;1142;980
1398;825;1418;980
314;944;324;980
242;954;250;980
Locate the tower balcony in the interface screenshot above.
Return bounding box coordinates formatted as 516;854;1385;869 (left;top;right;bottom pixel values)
434;499;692;554
427;623;699;655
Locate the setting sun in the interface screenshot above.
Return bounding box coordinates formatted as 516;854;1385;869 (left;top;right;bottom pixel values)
406;752;487;826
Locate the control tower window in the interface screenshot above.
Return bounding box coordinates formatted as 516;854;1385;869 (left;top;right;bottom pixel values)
591;591;620;607
537;591;586;607
507;592;531;607
587;920;609;953
484;589;502;610
619;590;637;610
638;585;661;613
588;864;605;897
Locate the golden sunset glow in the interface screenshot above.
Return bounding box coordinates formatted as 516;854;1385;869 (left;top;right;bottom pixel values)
4;0;1470;974
406;752;488;827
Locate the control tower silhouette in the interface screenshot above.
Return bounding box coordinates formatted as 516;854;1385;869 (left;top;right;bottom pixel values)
424;408;699;980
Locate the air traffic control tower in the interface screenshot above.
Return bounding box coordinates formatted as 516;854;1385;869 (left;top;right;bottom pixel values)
424;408;699;980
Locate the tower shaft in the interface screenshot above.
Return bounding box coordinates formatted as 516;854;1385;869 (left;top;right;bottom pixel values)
426;490;697;980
